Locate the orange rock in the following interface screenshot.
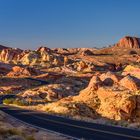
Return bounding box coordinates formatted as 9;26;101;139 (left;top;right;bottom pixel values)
81;49;94;56
119;76;139;91
116;36;140;48
97;87;118;101
7;66;41;77
100;71;120;86
0;48;23;62
88;75;102;90
97;87;136;120
36;46;51;53
12;66;24;73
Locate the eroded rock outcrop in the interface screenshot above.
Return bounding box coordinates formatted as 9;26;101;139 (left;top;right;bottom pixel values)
7;66;41;77
119;75;139;91
100;71;120;86
0;48;23;63
115;36;140;49
97;87;136;120
122;65;140;79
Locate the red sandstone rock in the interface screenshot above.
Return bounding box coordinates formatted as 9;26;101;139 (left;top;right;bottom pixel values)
100;71;120;86
119;75;139;91
88;75;102;90
7;66;41;77
36;46;51;53
0;48;23;62
97;87;136;120
116;36;140;49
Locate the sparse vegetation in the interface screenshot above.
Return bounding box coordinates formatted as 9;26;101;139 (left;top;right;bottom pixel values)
3;98;15;104
3;98;25;106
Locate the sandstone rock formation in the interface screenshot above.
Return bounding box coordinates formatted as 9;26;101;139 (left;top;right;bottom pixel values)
115;36;140;48
119;75;139;91
0;48;23;63
122;65;140;79
7;66;41;77
81;49;94;56
2;36;140;128
97;87;136;120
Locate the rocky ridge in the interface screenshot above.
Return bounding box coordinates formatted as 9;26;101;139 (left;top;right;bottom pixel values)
1;36;140;129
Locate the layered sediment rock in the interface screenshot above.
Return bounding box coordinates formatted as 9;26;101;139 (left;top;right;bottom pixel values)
115;36;140;48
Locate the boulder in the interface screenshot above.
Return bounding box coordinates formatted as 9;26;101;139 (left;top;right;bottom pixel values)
122;65;140;79
36;46;51;53
100;71;120;86
97;87;136;120
7;66;41;77
81;50;94;56
12;66;24;73
119;75;139;91
88;75;102;90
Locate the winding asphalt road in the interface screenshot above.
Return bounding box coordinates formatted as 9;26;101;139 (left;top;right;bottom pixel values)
0;105;140;140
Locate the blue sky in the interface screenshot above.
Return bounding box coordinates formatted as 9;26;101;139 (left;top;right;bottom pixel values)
0;0;140;49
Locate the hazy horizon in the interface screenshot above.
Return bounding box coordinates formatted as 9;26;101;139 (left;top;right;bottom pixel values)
0;0;140;49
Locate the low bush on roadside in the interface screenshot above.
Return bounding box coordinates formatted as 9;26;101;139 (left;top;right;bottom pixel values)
13;100;25;106
3;98;25;106
3;98;15;104
0;128;35;140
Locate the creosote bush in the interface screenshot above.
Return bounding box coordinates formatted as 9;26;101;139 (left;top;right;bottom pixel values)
3;98;15;104
3;98;25;106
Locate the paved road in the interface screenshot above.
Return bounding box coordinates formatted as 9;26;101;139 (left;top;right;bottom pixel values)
0;105;140;140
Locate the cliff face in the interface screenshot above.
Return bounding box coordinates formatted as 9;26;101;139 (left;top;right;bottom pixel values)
0;48;23;62
115;36;140;48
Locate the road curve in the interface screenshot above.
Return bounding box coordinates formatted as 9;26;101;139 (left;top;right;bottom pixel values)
0;105;140;140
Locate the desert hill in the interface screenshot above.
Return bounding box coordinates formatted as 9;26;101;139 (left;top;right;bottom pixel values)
1;36;140;129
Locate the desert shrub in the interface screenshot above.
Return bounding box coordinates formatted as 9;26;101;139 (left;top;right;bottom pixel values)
0;128;20;136
26;135;35;140
3;98;14;104
13;99;25;106
3;98;26;106
8;128;21;135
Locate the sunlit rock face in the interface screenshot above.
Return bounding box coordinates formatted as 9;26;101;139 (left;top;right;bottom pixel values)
0;48;23;63
119;75;140;91
7;66;42;77
122;65;140;79
20;51;39;65
97;87;136;120
115;36;140;48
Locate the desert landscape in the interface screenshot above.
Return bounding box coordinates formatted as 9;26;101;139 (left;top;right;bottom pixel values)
1;36;140;139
